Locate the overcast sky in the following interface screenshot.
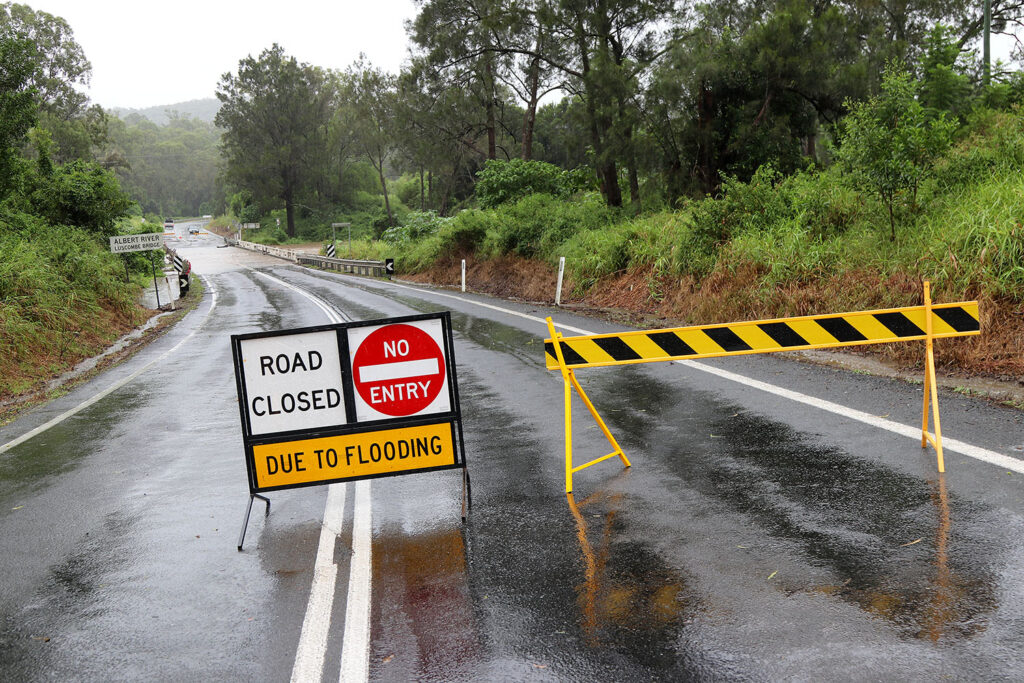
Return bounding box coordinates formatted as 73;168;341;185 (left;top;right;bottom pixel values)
28;0;418;109
22;1;1024;112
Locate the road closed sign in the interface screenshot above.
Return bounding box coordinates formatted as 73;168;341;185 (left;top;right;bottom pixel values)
349;319;450;421
230;312;466;497
237;330;347;435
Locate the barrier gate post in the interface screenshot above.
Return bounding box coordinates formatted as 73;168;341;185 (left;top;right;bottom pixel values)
546;317;630;493
921;281;946;472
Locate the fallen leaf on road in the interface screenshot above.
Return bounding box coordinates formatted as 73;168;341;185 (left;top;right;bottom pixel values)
767;570;778;580
382;655;394;664
899;538;922;547
11;506;23;511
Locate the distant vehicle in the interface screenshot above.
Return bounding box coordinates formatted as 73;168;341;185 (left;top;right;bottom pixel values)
164;218;174;229
202;215;212;219
188;225;200;235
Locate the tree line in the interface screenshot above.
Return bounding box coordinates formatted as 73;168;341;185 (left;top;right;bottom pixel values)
215;0;1024;239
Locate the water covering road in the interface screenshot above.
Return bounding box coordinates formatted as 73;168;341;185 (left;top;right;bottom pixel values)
2;231;1024;680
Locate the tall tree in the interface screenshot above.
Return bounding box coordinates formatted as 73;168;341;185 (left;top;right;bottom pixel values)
0;33;36;198
216;45;333;237
0;2;90;118
337;60;399;228
0;3;109;163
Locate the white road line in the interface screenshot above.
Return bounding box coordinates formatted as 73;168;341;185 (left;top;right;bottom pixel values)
340;480;373;682
291;484;347;683
375;279;1024;474
254;268;375;683
0;275;219;455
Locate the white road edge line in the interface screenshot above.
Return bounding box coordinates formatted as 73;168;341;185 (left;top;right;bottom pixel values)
0;275;219;455
253;267;374;683
377;278;1024;474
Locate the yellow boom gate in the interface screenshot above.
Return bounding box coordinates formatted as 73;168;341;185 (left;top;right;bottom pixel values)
545;282;980;493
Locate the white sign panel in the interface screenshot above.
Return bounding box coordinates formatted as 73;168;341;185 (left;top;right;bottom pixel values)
109;233;163;253
240;330;347;435
347;318;450;421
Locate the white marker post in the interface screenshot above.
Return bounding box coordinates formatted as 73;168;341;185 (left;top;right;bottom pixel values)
461;259;466;292
555;256;566;306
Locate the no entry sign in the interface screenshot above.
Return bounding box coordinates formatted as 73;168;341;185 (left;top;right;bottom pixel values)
349;319;450;420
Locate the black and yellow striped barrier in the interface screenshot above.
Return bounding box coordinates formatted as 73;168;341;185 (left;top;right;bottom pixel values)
545;283;980;493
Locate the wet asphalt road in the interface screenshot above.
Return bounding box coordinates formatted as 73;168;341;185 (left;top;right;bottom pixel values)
2;232;1024;681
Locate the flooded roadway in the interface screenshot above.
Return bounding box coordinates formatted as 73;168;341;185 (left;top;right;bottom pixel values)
2;236;1024;680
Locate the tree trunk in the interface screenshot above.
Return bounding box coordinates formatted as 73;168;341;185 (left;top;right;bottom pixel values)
628;162;640;214
419;166;425;211
378;162;393;228
486;57;497;160
521;39;542;160
696;80;718;196
284;186;296;238
428;170;433;209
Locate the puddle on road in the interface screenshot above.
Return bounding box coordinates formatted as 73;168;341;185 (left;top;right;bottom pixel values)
585;366;1004;643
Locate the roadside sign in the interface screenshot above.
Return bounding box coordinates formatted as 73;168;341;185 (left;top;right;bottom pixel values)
385;258;394;275
349;319;449;420
326;243;336;258
230;312;466;494
109;233;162;253
242;223;260;230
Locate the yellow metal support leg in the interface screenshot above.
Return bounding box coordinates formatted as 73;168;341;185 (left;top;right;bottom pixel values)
920;282;945;473
547;317;630;493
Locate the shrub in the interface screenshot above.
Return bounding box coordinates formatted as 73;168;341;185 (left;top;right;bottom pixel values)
475;159;593;208
482;192;615;258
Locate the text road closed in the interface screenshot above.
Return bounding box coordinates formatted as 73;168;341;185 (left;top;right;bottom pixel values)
349;320;450;420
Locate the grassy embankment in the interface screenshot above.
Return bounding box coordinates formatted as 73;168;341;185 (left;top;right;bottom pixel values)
370;109;1024;377
0;215;158;403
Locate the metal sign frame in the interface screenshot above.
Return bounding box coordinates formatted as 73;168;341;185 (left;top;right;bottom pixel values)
231;311;470;548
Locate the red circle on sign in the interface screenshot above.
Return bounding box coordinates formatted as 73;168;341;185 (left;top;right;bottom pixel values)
352;324;446;417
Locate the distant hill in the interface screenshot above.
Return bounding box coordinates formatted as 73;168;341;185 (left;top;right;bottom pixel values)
110;98;220;126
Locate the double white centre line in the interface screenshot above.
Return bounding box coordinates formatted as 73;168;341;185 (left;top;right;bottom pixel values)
247;270;373;683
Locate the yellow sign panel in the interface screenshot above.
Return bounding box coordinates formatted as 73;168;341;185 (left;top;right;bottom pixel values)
252;422;456;489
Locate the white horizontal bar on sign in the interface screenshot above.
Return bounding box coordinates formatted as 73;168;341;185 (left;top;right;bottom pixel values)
358;358;439;383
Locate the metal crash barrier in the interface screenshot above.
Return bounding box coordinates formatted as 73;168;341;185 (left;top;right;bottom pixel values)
545;282;981;493
297;254;389;277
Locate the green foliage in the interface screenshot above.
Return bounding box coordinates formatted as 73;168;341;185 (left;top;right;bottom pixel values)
381;211;450;244
836;63;956;241
28;160;132;235
481;192;615;257
216;44;334;237
111;113;223;217
0;33;36;197
475;159;593;208
0;208;140;396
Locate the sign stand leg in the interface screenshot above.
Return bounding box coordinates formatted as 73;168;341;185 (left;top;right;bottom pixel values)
920;281;945;473
461;467;472;522
151;252;162;310
237;493;271;551
546;317;629;493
